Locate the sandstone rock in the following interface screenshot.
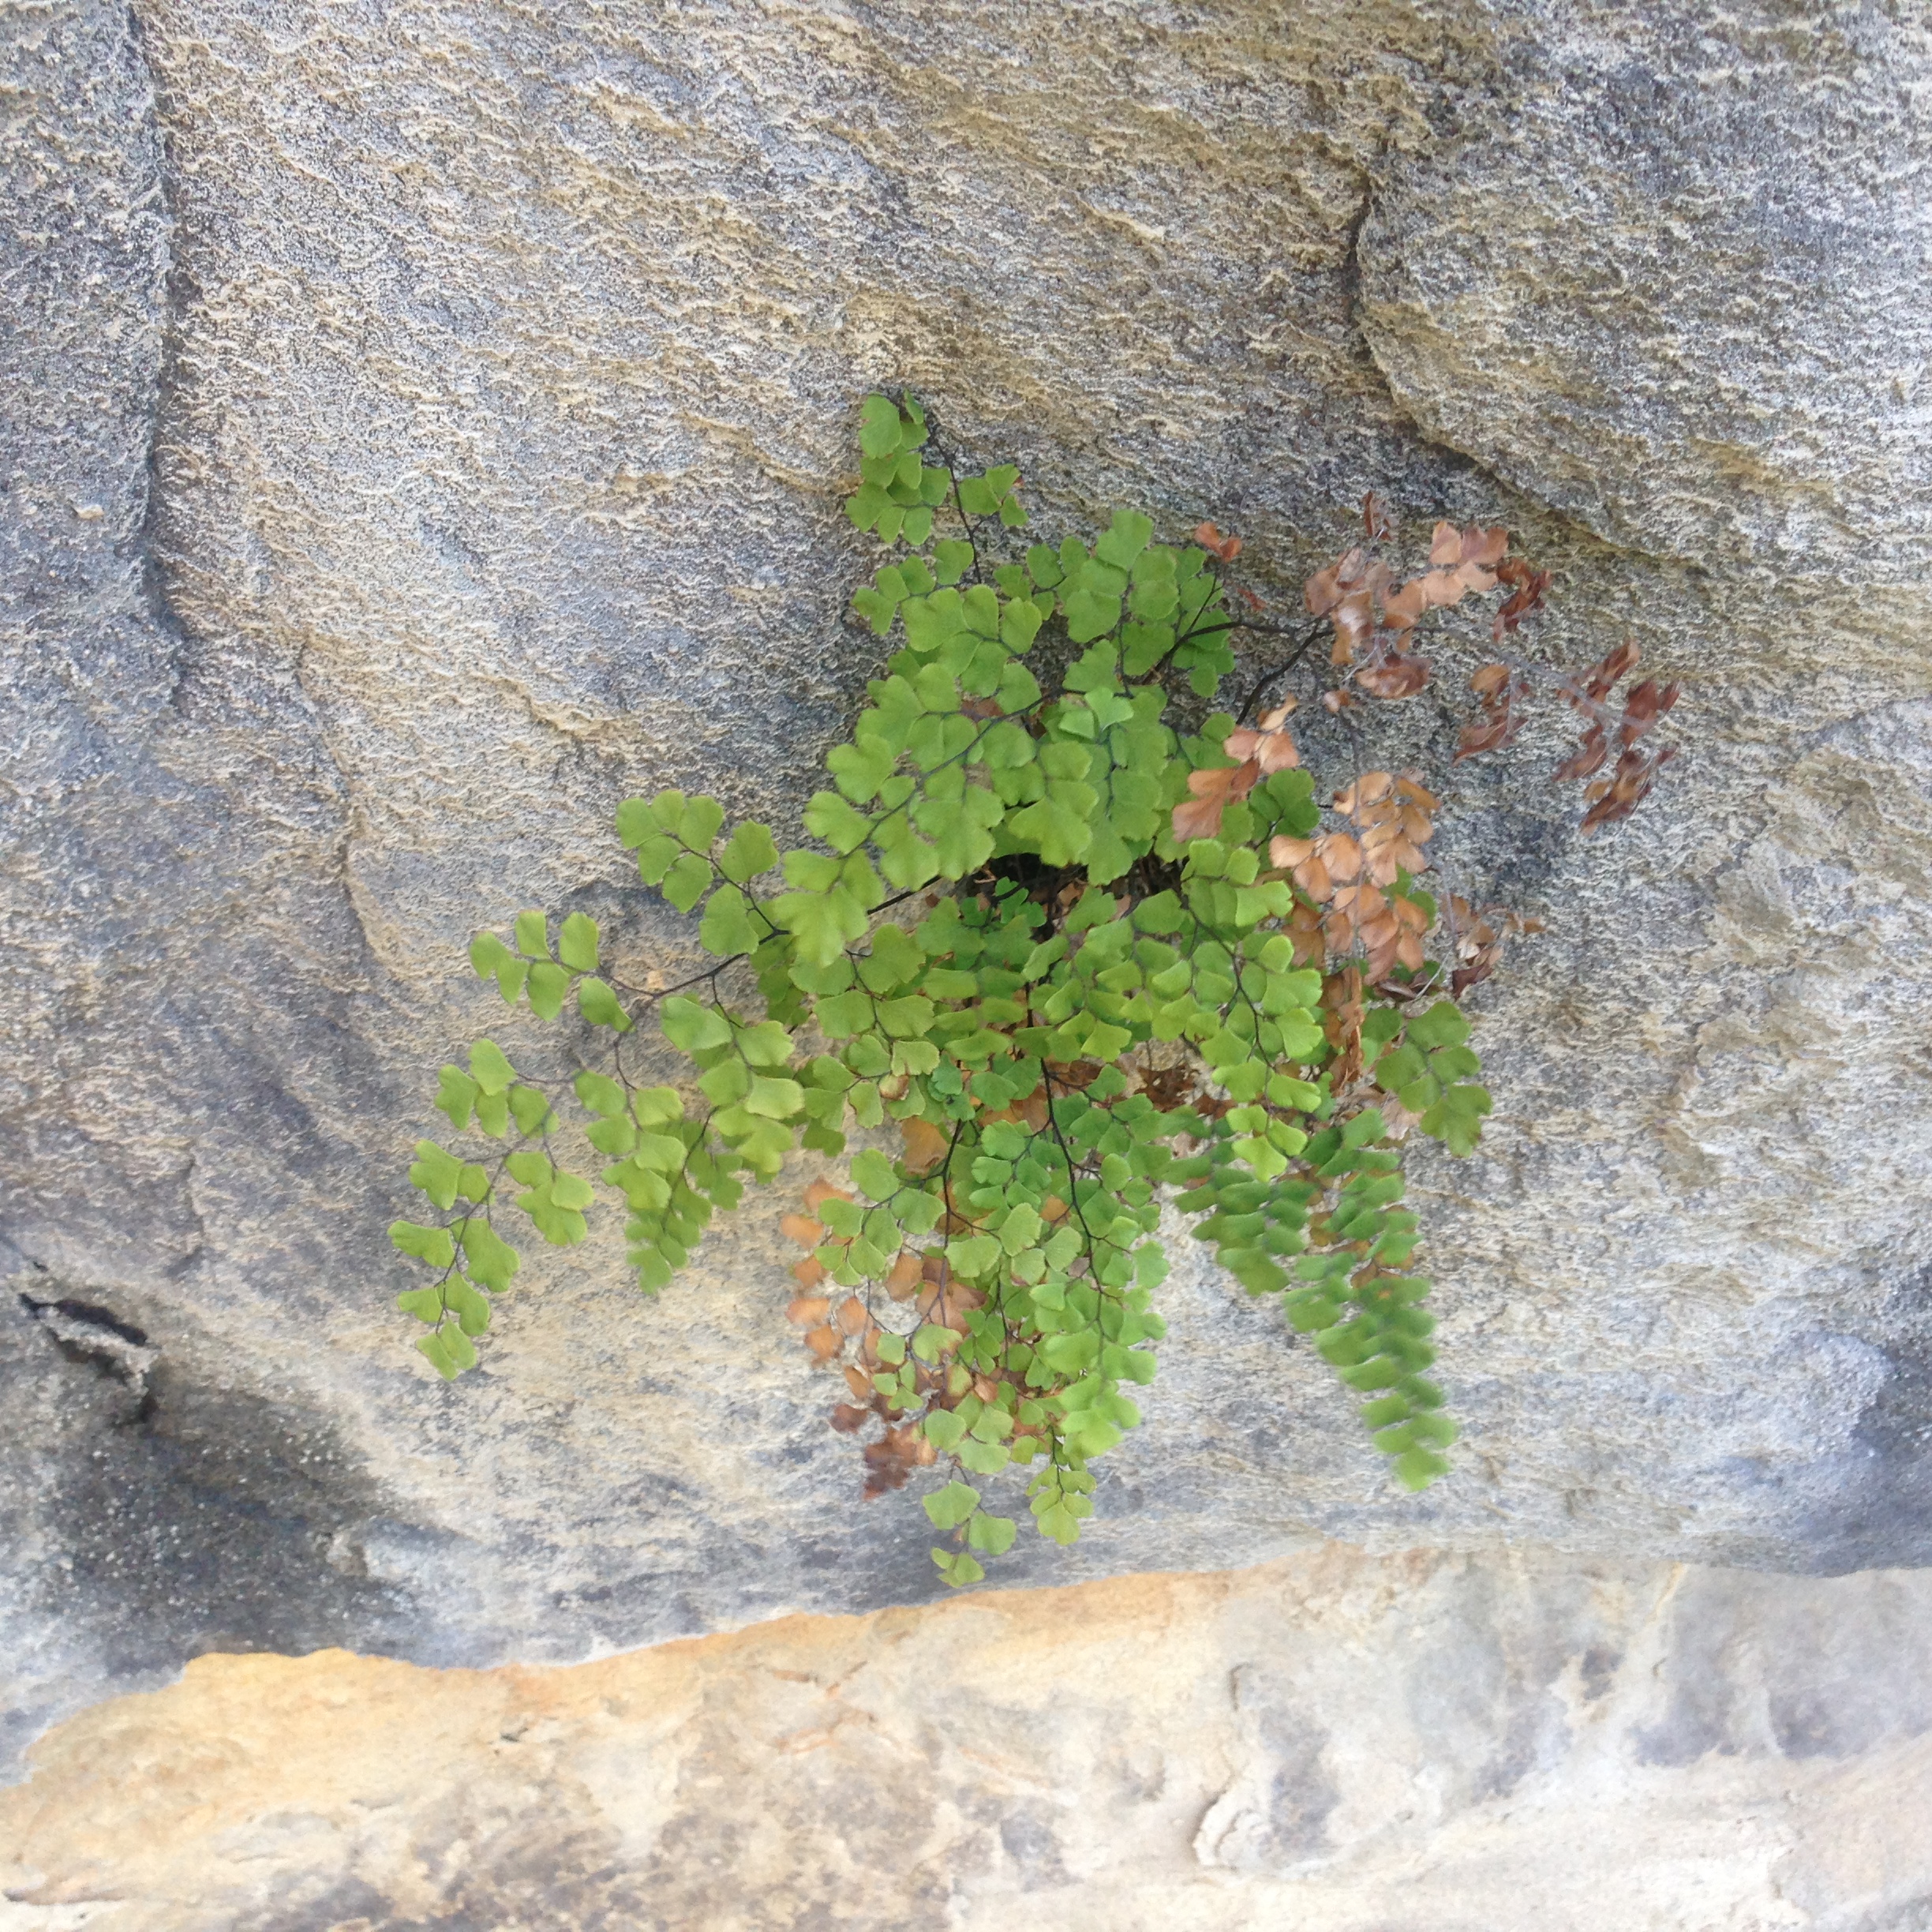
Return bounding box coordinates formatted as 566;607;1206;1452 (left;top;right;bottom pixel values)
4;0;1931;1773
6;1544;1932;1930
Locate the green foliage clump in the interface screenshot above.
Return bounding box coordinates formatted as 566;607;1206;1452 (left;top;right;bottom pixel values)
391;391;1670;1583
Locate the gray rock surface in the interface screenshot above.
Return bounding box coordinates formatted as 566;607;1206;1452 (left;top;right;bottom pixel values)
4;0;1931;1769
1362;6;1932;578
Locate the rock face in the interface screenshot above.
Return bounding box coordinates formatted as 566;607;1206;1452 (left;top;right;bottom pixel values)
1361;8;1932;580
7;1545;1932;1930
4;0;1932;1779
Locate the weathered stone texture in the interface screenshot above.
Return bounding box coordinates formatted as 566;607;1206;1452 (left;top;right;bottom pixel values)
6;1544;1932;1930
4;0;1931;1780
1361;6;1932;578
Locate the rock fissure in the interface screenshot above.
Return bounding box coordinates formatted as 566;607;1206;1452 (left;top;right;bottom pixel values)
17;1294;159;1388
118;0;202;712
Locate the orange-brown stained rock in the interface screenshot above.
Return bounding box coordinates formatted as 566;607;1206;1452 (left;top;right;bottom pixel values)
6;1544;1932;1930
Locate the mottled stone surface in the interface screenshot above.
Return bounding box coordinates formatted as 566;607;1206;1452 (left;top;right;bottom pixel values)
1361;6;1932;578
5;0;1932;1777
6;1544;1932;1930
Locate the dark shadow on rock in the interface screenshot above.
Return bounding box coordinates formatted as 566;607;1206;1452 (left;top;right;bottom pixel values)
0;1282;428;1771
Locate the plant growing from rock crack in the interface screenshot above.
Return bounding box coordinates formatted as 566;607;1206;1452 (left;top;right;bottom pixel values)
391;393;1679;1585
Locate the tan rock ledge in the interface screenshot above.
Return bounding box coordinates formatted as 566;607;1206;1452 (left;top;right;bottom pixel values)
4;1541;1930;1930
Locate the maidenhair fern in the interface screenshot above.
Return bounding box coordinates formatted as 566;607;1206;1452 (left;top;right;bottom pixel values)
391;392;1679;1584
